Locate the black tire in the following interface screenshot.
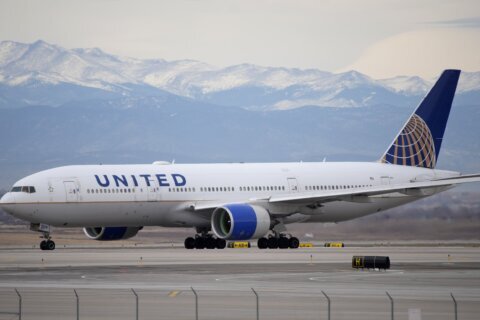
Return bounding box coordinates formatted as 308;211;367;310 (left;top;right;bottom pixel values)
184;237;195;249
257;238;268;249
194;237;205;249
205;237;216;249
46;240;55;251
40;240;47;250
278;237;289;249
267;237;278;249
216;238;226;249
289;237;300;249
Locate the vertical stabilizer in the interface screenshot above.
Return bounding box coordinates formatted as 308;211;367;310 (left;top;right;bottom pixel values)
380;69;461;168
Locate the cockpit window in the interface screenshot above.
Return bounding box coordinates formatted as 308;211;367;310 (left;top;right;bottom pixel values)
10;186;36;193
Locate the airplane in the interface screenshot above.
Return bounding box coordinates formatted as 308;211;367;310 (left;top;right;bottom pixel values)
1;69;479;250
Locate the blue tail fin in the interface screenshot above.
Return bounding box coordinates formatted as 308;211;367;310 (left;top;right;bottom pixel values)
380;69;461;168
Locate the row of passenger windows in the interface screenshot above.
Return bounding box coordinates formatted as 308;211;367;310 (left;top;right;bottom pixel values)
305;184;372;191
10;186;36;193
87;188;140;194
240;186;285;192
200;187;234;192
170;186;286;192
84;184;373;195
170;187;197;192
86;186;286;194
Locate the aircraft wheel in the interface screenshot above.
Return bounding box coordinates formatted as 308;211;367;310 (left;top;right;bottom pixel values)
257;237;268;249
194;237;205;249
289;237;300;249
205;237;216;249
216;238;226;249
184;237;195;249
46;240;55;251
40;240;47;250
278;237;289;249
267;237;278;249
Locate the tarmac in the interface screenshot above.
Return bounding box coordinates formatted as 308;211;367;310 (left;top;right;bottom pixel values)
0;244;479;319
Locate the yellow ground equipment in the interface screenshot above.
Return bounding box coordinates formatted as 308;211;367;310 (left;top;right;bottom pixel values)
324;242;345;247
227;241;251;248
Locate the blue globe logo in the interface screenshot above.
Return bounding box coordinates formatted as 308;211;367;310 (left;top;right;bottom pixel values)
382;114;436;168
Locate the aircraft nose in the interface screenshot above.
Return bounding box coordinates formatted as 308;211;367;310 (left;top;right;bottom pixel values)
0;192;15;208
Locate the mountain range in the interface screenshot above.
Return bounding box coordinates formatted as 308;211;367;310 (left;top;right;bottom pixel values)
0;40;479;190
1;40;479;110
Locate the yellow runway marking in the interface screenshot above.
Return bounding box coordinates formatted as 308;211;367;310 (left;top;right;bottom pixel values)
168;290;180;297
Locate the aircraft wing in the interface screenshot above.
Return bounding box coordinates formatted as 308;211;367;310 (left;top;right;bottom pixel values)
269;173;480;204
190;173;480;211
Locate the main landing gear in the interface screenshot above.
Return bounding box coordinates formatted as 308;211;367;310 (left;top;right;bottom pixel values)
30;223;56;250
257;234;299;249
184;234;227;249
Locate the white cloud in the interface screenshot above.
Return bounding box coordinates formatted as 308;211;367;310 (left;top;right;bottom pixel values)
339;28;480;79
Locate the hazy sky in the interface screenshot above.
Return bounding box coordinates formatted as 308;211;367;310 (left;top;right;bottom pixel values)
1;0;479;78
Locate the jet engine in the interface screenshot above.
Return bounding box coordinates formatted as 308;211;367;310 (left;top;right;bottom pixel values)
83;226;142;241
211;204;271;240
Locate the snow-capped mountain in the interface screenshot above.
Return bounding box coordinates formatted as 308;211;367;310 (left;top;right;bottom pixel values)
0;40;479;110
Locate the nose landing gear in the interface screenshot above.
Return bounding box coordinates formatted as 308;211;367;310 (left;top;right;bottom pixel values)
30;223;56;250
40;239;55;251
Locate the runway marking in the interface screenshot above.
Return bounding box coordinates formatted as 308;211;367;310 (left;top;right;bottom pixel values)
168;290;180;297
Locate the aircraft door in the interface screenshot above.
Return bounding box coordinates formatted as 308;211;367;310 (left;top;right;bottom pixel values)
287;178;299;193
63;181;79;202
380;176;391;185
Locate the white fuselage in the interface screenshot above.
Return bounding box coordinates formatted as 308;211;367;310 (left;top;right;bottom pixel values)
0;161;457;228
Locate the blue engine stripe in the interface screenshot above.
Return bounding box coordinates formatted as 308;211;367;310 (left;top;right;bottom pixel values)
225;204;257;240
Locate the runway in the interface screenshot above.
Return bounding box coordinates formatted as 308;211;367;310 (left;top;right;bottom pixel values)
0;245;479;319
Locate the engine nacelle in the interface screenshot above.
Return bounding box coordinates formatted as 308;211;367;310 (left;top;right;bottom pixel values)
211;204;271;240
83;226;142;241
